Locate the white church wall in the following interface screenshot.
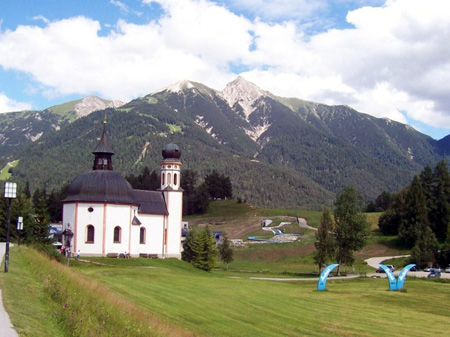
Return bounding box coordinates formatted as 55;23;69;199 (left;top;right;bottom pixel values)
137;213;165;256
103;204;133;255
73;203;106;256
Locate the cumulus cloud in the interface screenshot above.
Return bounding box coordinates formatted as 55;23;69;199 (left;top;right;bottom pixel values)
0;0;449;133
0;93;31;113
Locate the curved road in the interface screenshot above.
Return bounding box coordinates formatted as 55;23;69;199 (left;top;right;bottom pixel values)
365;254;450;279
0;243;19;337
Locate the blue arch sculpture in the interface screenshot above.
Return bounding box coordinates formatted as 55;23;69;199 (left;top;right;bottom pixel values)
396;264;416;289
378;264;398;291
317;264;339;291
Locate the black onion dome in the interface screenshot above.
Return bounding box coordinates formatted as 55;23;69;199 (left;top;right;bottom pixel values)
162;143;181;159
64;171;134;203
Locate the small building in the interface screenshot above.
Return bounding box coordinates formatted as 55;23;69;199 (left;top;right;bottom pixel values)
61;121;183;258
261;219;273;227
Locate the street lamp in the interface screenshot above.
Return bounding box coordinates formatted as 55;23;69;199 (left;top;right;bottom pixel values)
17;216;23;246
3;182;17;273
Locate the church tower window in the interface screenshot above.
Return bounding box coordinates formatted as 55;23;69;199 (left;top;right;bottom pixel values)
174;173;178;186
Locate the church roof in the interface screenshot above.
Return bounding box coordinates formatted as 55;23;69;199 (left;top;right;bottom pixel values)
64;170;134;204
132;190;168;215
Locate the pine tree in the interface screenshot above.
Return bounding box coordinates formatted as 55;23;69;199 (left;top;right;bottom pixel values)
314;207;336;273
399;176;429;247
411;226;438;268
182;227;201;263
333;187;370;275
219;234;233;269
32;194;51;244
182;227;217;271
430;160;450;240
196;226;217;272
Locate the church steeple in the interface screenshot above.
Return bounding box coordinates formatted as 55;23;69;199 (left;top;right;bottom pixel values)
92;118;114;171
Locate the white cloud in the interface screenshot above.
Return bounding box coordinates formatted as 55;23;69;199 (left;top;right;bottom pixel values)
223;0;327;21
110;0;129;13
32;15;50;24
0;93;31;113
0;0;449;133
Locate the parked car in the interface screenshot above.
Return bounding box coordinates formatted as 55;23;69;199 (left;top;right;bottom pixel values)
409;265;419;271
376;265;395;273
427;270;441;278
423;266;432;272
445;265;450;273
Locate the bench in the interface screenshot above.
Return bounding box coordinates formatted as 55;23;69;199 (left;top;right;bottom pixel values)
140;253;158;259
107;253;118;258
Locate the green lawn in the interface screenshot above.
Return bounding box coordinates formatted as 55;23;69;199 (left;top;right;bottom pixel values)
79;258;450;337
2;246;450;336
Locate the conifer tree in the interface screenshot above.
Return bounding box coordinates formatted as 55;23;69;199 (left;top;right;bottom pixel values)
182;226;217;271
219;234;233;269
32;194;51;244
333;187;370;275
411;226;438;268
430;160;450;240
314;207;336;273
399;176;429;247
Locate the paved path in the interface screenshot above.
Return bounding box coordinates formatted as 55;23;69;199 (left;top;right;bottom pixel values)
0;242;19;337
365;254;450;279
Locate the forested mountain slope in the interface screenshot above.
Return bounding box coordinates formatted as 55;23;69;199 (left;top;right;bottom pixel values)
2;77;448;208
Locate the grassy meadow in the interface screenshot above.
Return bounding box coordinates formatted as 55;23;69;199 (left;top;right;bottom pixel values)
2;245;450;337
1;201;449;336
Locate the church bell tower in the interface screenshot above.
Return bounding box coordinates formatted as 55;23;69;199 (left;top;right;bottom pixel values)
160;143;183;258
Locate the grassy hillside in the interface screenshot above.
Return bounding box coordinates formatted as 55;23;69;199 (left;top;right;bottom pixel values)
2;246;449;337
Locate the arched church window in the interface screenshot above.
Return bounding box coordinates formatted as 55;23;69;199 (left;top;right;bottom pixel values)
86;225;95;243
167;173;172;185
174;173;178;186
140;227;146;244
162;173;165;185
114;226;121;243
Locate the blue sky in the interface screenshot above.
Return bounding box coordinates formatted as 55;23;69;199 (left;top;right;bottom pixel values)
1;0;449;140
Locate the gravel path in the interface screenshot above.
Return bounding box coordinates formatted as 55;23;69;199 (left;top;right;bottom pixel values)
0;242;19;337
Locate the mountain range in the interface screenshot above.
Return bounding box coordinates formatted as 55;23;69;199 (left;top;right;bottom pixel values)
0;77;448;209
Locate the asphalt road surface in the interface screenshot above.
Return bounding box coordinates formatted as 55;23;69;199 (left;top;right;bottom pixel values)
365;254;450;279
0;242;19;337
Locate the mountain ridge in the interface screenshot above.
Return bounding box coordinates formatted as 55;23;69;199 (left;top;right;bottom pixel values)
1;77;448;208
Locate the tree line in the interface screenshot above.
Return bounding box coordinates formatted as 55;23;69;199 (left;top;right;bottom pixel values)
375;160;450;267
127;166;232;216
0;182;64;245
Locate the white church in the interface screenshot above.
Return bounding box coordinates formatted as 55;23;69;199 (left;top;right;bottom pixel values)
62;121;183;258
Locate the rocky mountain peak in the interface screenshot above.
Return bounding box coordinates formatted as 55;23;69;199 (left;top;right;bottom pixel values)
74;96;124;118
221;76;268;117
156;80;195;94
